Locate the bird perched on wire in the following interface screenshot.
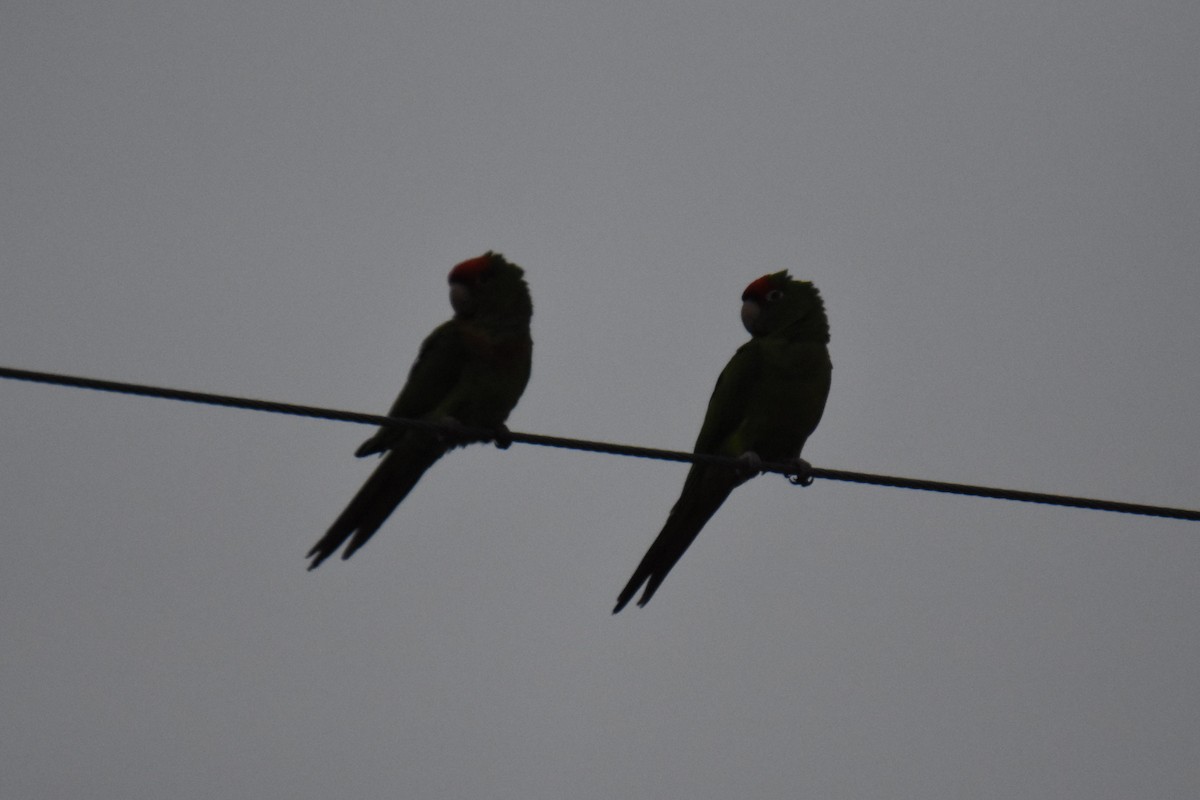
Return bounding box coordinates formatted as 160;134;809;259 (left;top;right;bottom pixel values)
307;252;533;570
614;271;831;611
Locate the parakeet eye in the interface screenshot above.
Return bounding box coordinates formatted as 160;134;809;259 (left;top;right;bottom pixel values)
766;289;784;302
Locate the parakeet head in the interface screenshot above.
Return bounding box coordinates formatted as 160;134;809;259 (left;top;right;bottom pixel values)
740;270;829;342
448;252;533;322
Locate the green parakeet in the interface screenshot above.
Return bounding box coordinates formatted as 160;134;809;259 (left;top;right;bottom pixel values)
307;252;533;570
613;271;831;611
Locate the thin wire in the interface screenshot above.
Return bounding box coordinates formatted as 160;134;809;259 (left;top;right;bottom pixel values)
2;365;1196;522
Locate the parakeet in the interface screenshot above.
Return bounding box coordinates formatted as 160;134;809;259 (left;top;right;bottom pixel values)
307;252;533;570
613;271;831;611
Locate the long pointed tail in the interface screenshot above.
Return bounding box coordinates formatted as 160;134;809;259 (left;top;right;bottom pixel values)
307;443;445;570
613;468;739;612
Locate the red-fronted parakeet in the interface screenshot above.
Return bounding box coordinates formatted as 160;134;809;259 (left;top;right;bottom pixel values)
614;271;831;611
307;252;533;569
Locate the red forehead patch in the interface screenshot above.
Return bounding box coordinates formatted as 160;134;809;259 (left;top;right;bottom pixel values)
448;252;494;283
741;274;774;301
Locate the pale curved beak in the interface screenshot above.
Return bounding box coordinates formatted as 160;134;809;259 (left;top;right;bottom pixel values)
740;299;761;335
449;282;473;316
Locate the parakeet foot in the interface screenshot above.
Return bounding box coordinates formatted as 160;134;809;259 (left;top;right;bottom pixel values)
785;458;814;486
490;423;513;450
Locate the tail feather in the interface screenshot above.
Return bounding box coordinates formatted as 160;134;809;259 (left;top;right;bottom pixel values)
307;442;445;570
613;467;740;612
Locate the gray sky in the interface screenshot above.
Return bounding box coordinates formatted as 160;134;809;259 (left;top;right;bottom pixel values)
3;2;1198;798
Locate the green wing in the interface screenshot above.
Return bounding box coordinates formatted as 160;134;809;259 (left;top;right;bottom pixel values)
356;320;468;457
612;342;763;611
389;321;469;417
692;340;762;457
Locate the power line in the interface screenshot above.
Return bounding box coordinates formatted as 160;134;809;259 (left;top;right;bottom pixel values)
2;364;1196;522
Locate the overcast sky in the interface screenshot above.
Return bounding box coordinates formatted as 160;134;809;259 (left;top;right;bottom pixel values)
3;2;1198;798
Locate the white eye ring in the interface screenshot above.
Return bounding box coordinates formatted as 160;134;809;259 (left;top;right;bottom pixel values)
766;289;784;302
